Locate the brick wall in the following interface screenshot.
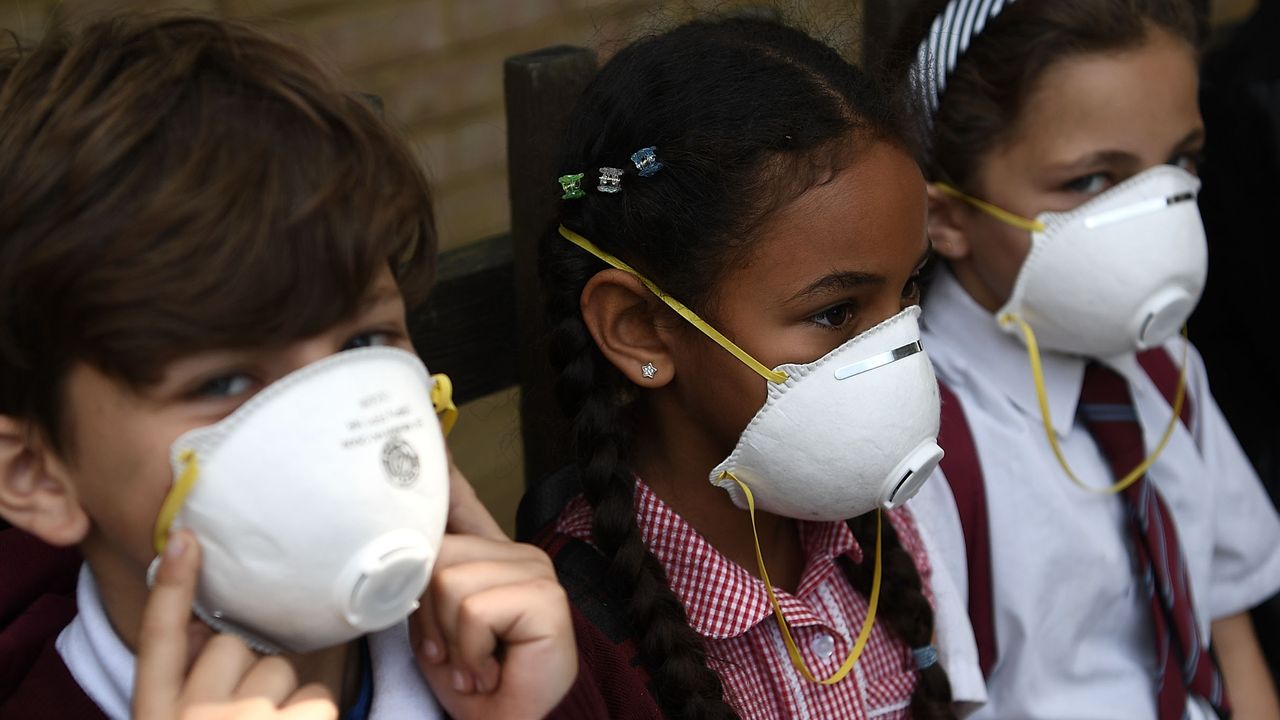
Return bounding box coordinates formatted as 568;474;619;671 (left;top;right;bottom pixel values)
0;0;1254;249
1;0;858;253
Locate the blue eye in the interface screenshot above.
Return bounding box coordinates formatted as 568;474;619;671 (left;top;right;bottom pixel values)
342;332;393;351
1064;173;1110;195
195;374;254;398
810;303;855;329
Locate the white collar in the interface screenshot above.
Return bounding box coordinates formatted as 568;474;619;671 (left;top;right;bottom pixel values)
922;268;1089;438
56;564;440;720
56;565;133;720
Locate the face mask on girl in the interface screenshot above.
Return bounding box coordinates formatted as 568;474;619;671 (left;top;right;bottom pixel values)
561;225;944;685
939;164;1206;360
939;164;1204;495
559;226;944;522
149;347;457;654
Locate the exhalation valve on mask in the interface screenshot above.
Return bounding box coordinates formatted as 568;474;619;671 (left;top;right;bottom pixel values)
148;347;452;655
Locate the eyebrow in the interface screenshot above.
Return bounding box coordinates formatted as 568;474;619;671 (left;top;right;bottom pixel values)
358;285;402;310
786;238;933;305
786;270;884;304
1049;127;1207;175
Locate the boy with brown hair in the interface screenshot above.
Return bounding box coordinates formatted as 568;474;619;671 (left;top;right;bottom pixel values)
0;14;577;719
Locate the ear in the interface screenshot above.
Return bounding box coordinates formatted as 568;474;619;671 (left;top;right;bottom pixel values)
927;183;974;261
0;416;90;546
579;269;677;387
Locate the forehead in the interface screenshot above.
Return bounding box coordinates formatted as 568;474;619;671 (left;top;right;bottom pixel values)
1004;28;1201;165
733;142;927;290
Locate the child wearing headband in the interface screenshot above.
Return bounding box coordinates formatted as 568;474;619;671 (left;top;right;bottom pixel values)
522;16;987;720
881;1;1280;718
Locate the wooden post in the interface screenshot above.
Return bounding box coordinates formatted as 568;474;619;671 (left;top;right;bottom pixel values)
504;46;598;487
861;0;914;69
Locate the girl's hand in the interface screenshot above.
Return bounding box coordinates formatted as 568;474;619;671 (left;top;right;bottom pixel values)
133;530;339;720
410;464;577;720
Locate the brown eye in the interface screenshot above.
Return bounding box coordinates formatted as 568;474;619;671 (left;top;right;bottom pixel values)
901;274;923;307
810;303;855;329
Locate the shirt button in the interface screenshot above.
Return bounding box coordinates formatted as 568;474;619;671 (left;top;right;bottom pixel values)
811;632;836;660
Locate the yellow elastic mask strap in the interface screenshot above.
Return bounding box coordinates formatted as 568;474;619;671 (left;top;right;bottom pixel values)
153;449;200;554
1000;313;1189;495
431;373;458;437
559;226;788;385
724;471;881;685
935;183;1047;234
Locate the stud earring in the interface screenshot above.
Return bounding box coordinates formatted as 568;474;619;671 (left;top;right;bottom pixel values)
641;362;658;380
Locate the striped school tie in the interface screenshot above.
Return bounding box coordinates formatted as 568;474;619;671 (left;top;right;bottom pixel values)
1078;362;1230;720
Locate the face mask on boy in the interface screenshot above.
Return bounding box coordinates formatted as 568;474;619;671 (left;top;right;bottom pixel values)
149;347;457;655
939;164;1207;359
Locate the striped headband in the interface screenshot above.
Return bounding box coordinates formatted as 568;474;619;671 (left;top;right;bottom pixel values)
912;0;1020;119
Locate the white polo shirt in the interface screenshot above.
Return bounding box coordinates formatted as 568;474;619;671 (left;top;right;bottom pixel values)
909;268;1280;720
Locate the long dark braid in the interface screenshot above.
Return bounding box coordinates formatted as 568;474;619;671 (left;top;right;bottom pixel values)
544;226;736;717
541;16;947;718
846;513;956;719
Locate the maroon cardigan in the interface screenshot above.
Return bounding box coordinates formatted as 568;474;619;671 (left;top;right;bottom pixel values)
537;529;664;720
0;527;96;719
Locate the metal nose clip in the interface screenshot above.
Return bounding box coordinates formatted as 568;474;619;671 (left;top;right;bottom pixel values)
833;341;923;381
1083;190;1197;229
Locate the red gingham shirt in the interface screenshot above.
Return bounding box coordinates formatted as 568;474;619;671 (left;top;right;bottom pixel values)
556;480;934;720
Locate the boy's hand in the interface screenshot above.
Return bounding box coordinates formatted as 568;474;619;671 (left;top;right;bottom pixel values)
133;530;339;720
410;464;577;720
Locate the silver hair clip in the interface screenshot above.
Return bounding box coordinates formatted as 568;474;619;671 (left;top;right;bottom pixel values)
598;167;623;194
630;146;663;177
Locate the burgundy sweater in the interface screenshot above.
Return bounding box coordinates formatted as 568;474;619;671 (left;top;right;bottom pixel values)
0;525;617;719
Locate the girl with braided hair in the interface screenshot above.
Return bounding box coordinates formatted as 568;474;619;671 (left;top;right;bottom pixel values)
525;16;980;720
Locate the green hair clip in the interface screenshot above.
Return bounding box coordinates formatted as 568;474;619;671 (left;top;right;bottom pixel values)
558;173;586;200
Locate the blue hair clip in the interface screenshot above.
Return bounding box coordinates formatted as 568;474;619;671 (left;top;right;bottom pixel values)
597;167;623;194
630;146;663;177
912;645;939;671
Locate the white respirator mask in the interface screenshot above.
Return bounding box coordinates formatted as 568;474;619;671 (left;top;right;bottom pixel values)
559;225;944;685
708;306;942;522
937;164;1203;494
939;164;1206;359
149;346;457;654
